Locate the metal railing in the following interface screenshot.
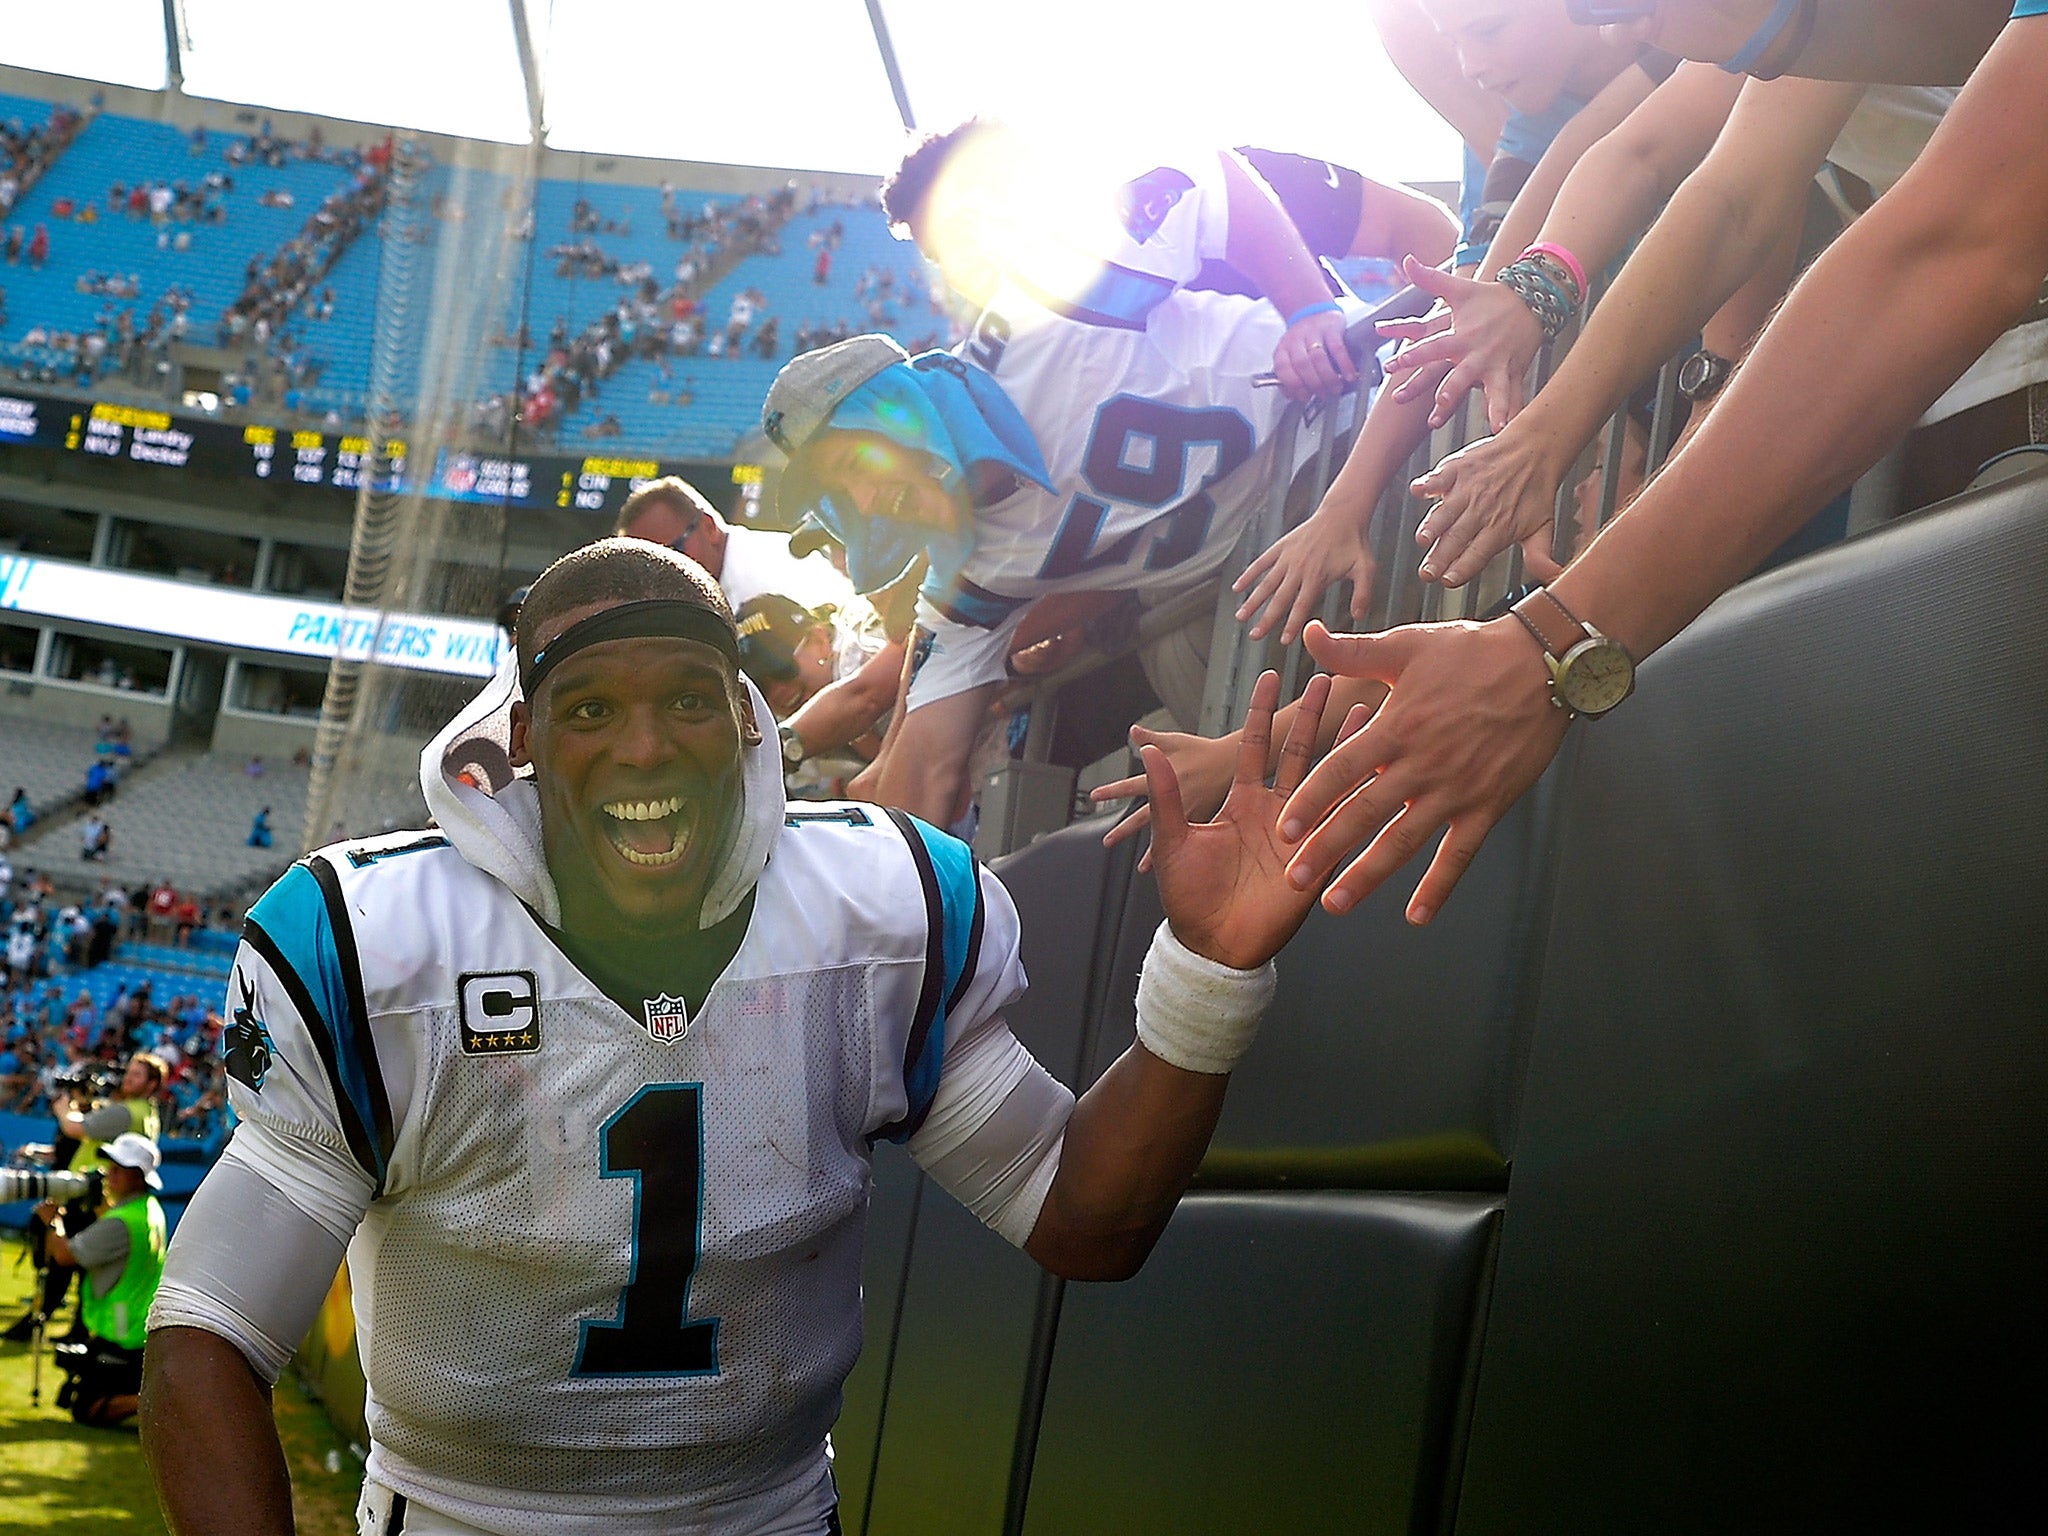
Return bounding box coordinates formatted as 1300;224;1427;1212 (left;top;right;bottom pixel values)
978;278;1702;857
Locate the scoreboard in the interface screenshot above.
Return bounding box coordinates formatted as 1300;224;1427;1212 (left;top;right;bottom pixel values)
0;388;729;516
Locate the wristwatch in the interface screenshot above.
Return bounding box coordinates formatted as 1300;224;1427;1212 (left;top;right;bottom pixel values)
778;723;806;769
1677;348;1733;403
1508;587;1636;718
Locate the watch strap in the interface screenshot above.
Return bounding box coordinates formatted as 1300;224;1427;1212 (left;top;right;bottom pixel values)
1510;587;1588;659
1508;604;1558;664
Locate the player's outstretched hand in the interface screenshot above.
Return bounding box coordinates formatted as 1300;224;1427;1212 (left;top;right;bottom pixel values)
1275;620;1569;925
1232;503;1379;644
1272;307;1358;403
1409;426;1571;587
1090;722;1239;872
1377;257;1545;432
1147;671;1332;971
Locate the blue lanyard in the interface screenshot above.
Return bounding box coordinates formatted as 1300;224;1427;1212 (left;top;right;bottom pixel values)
1721;0;1806;76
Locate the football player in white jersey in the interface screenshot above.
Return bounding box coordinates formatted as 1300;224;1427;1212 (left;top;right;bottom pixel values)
139;539;1333;1536
763;276;1374;832
879;122;1456;402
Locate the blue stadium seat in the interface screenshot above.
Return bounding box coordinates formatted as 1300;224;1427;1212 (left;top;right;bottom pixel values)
2;109;357;351
3;91;948;459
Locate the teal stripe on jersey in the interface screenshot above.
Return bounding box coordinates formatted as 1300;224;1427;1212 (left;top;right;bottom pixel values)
2015;1;2048;18
890;813;986;1138
245;861;384;1181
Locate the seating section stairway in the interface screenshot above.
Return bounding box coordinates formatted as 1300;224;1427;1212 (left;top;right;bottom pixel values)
51;752;309;897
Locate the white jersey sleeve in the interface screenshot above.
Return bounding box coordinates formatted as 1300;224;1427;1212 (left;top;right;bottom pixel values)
151;853;410;1379
219;855;419;1193
1007;151;1233;330
870;812;1073;1248
1091;152;1232;286
149;1131;357;1382
866;811;1028;1143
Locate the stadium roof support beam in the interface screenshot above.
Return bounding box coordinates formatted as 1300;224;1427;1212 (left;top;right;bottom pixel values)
507;0;548;144
866;0;917;133
160;0;189;95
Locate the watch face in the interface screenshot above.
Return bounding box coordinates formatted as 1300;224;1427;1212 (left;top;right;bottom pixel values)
1678;350;1727;401
1557;638;1635;715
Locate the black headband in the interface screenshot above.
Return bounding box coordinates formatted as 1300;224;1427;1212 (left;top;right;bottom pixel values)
523;599;742;696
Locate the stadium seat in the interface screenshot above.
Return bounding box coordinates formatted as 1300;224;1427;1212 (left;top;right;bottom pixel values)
1025;1192;1501;1535
45;752;309;899
1449;474;2048;1533
0;717;107;829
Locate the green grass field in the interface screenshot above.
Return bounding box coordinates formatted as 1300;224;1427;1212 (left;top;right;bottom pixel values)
0;1233;359;1535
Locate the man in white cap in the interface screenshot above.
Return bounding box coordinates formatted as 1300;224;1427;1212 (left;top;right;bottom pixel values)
763;268;1373;831
37;1130;166;1428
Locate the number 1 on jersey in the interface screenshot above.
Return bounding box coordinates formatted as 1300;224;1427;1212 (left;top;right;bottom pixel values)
573;1083;722;1377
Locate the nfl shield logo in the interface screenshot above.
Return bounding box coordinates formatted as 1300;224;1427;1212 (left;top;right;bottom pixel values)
642;992;692;1044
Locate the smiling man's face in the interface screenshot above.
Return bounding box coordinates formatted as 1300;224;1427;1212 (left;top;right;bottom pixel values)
509;608;758;935
801;428;966;535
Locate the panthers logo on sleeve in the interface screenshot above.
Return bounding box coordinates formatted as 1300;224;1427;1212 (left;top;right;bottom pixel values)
226;966;276;1092
1116;167;1196;245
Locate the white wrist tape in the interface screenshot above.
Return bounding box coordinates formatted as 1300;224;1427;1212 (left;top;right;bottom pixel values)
1134;921;1277;1076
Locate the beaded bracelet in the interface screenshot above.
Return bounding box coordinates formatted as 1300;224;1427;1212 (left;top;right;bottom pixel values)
1496;260;1575;340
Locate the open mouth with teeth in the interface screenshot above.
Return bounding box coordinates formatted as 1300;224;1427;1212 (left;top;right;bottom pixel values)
597;794;696;870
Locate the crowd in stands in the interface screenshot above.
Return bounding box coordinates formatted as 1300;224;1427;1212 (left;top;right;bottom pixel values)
1;873;234;1140
216;136;392;350
1;106;371;394
0;100;94;221
512;181;804;437
0;94;944;455
93;171;232;233
14;280;192;388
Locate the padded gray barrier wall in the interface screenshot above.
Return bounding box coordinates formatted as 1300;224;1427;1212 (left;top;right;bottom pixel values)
1024;1193;1502;1536
845;821;1144;1534
1452;476;2048;1532
1083;791;1562;1191
846;472;2048;1535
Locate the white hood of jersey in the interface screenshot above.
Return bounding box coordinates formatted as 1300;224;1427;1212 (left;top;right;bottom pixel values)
420;653;785;930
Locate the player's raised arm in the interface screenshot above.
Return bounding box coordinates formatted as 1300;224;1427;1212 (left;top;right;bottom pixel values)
143;1326;296;1536
1020;672;1330;1279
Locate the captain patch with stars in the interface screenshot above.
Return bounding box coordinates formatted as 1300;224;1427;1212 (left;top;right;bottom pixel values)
459;970;542;1055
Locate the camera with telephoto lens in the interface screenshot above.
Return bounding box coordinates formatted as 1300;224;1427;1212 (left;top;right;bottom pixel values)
50;1062;118;1101
0;1166;101;1206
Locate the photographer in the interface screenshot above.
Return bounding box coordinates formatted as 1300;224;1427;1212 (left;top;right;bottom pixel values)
56;1052;164;1166
4;1052;163;1341
36;1134;166;1427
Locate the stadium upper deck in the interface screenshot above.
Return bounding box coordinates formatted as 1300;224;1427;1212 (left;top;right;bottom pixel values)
0;62;944;463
